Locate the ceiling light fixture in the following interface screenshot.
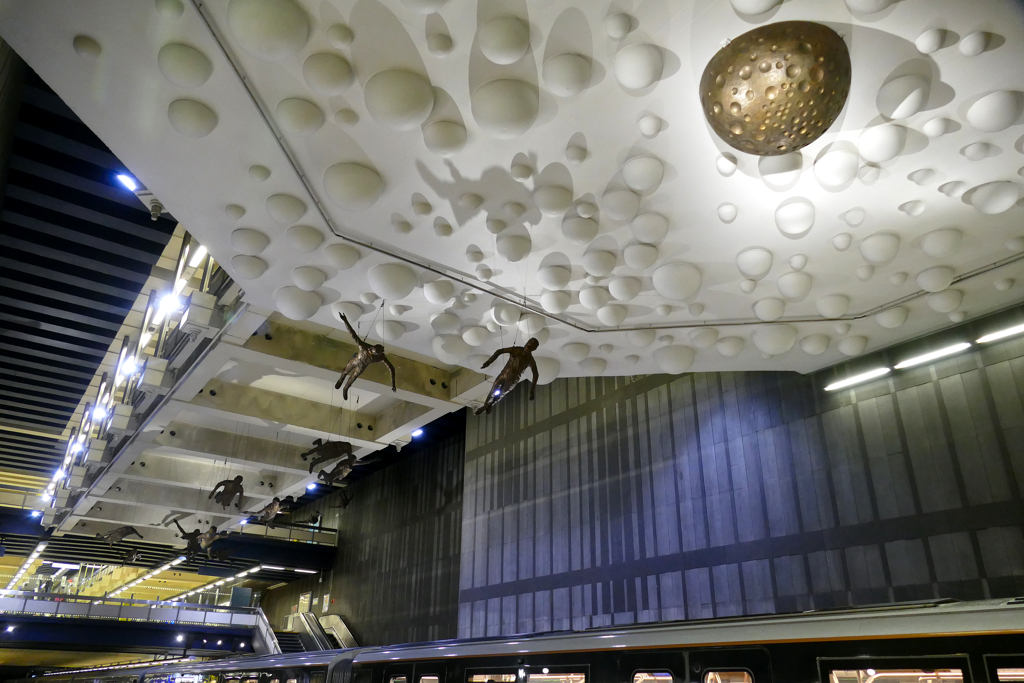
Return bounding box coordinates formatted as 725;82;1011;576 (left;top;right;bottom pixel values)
411;429;423;438
894;342;971;369
977;322;1024;344
306;483;317;490
187;245;208;268
824;367;891;392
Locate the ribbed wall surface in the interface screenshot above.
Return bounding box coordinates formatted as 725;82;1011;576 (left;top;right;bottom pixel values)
459;334;1024;636
0;67;176;478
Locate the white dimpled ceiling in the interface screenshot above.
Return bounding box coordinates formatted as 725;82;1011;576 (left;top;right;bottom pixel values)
8;0;1024;380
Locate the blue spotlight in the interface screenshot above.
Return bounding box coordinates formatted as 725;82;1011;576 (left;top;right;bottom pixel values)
116;174;138;191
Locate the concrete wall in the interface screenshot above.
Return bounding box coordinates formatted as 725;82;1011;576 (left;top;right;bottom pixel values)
457;329;1024;636
260;428;465;645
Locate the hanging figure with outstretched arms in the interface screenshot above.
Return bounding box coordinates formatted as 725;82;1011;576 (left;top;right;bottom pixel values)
475;337;540;415
300;438;354;474
208;475;244;509
334;313;397;400
174;520;203;558
96;525;143;545
196;525;232;559
246;497;283;528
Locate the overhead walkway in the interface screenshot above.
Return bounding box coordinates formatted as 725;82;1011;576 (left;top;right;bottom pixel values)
0;590;281;655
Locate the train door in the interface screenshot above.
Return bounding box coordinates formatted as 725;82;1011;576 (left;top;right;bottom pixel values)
619;651;689;683
690;648;772;683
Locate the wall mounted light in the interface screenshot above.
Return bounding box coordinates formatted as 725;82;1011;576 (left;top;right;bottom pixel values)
977;322;1024;344
824;367;891;392
894;342;971;369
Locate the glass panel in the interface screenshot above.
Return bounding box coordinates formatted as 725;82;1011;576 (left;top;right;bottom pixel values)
704;672;753;683
421;677;440;683
636;674;673;683
830;669;963;683
999;671;1024;682
528;674;586;683
390;677;407;683
469;676;517;683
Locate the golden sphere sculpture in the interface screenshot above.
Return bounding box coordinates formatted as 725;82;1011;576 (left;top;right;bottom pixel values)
699;21;851;156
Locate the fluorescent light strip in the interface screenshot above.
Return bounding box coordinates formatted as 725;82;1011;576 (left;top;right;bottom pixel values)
824;367;891;392
894;342;971;369
977;322;1024;344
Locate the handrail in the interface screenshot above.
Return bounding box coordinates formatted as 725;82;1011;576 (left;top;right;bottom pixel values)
254;607;283;656
298;611;336;651
0;590;261;626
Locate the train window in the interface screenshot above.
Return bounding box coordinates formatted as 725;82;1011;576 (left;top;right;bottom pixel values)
998;671;1024;682
528;674;586;683
421;677;440;683
469;676;517;683
704;672;752;683
635;674;673;683
311;674;326;683
390;676;408;683
830;669;963;683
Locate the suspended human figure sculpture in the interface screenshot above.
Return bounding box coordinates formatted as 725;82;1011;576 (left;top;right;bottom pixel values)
301;438;354;474
334;313;397;400
208;475;244;509
174;520;203;558
318;459;353;488
96;525;143;545
196;525;232;559
475;337;540;415
247;497;283;528
122;548;142;564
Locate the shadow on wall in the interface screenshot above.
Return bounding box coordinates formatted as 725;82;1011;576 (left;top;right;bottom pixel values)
259;412;467;645
459;335;1024;636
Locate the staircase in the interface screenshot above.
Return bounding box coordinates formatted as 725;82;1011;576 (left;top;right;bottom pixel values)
274;631;305;653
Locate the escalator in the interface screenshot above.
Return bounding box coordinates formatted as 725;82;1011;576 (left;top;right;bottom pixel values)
297;611;337;651
274;631;305;653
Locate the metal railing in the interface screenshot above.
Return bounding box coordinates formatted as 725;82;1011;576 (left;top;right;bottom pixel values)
0;590;260;628
238;520;337;545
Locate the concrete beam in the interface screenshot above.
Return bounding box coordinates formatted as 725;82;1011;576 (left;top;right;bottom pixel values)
91;481;264;518
114;453;303;497
239;320;455;406
186;379;379;444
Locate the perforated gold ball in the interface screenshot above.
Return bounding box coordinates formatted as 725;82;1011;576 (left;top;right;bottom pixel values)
699;21;851;156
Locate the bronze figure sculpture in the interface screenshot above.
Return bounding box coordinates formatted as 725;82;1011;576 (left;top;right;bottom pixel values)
122;548;142;564
247;497;283;528
96;525;143;545
174;520;203;558
208;475;244;509
475;337;540;415
334;313;397;399
196;525;232;558
318;460;354;488
301;438;354;474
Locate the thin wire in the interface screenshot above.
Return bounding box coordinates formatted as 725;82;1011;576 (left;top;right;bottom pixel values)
362;299;385;343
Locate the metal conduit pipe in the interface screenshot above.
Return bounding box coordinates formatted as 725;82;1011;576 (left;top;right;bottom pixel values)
190;1;1024;333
